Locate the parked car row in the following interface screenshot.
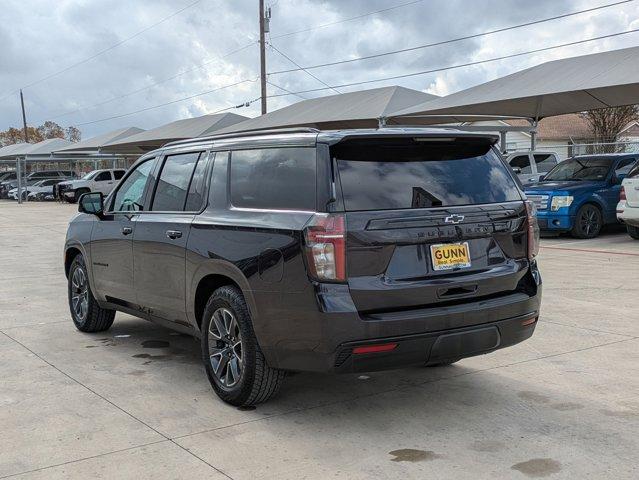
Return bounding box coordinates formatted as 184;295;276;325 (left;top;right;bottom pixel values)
506;152;639;240
0;170;76;199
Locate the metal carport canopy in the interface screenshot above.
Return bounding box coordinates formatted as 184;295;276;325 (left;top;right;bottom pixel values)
386;45;639;123
216;86;439;134
54;126;145;153
100;112;248;154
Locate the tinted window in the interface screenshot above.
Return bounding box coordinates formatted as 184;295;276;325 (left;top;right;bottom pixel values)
230;148;316;210
94;171;111;182
534;154;557;173
151;152;201;211
510;155;532;173
615;159;636;176
185;153;210;211
112;158;156;212
334;141;521;211
113;170;125;180
544;157;613;181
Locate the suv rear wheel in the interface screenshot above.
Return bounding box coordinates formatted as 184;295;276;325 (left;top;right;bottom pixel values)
68;254;115;332
201;286;285;406
627;225;639;240
571;204;602;239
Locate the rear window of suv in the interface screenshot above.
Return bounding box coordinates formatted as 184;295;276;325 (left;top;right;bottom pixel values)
333;139;521;211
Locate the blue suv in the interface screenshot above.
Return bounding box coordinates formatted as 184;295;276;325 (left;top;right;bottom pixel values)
525;154;638;238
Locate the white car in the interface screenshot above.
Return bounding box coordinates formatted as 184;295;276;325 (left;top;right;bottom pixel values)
8;179;64;200
57;169;126;203
616;163;639;239
505;151;560;184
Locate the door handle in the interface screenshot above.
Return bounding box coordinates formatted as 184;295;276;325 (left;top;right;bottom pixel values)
121;226;133;236
166;230;182;239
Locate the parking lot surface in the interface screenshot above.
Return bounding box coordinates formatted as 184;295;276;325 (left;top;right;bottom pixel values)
1;200;637;479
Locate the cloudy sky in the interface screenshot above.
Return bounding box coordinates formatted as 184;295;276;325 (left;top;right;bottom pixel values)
1;0;638;139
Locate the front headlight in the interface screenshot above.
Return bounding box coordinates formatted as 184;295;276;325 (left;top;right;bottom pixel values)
551;195;574;211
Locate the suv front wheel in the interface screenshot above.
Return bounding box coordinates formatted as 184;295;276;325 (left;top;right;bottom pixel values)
68;254;115;332
201;286;285;406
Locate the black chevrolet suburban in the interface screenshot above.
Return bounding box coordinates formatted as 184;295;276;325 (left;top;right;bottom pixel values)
64;127;542;406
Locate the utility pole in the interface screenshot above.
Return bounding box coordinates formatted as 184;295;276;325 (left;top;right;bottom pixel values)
259;0;268;114
20;89;29;142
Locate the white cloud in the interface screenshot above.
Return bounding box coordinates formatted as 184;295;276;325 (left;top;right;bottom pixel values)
0;0;638;139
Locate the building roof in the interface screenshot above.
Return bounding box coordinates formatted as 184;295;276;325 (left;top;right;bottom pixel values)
101;113;248;154
55;126;145;153
506;113;593;140
217;86;439;134
389;45;639;121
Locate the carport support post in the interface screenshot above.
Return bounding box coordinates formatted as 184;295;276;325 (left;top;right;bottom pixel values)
500;130;507;154
530;120;538;151
16;158;22;205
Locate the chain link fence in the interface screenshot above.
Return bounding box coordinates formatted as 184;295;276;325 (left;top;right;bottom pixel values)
543;141;639;157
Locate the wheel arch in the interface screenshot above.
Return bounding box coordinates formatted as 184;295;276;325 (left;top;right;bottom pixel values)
189;261;258;335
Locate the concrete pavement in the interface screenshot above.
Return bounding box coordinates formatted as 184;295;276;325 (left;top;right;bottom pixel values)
1;201;637;479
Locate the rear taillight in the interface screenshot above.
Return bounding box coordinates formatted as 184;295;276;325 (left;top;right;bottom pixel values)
525;200;540;260
303;213;346;282
620;186;626;201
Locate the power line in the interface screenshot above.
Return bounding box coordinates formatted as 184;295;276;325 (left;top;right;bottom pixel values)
263;28;639;98
43;41;256;122
267;43;341;94
0;0;206;101
75;78;257;126
271;0;426;39
269;0;635;75
266;80;308;100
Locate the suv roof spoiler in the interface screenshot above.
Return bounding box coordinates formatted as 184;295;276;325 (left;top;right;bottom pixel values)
165;127;321;148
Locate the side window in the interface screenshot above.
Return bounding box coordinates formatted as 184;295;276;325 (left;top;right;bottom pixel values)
534;154;558;173
185;153;211;211
94;171;112;182
230;148;316;210
151;152;202;211
113;170;125;180
112;158;157;212
615;159;636;176
509;155;532;174
628;161;639;179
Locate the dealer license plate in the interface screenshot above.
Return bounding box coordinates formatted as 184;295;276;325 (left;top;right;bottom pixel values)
430;242;471;271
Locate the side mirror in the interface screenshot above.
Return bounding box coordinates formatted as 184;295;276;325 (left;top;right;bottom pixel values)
539;174;546;181
512;166;522;175
78;192;104;216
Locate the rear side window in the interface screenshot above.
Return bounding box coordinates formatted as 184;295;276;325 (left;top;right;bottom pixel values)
534;154;557;173
333;140;521;211
94;171;111;181
230;148;316;210
151;152;202;211
113;170;125;180
510;155;532;173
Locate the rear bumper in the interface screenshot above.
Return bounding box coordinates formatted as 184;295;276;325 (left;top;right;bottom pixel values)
255;263;542;373
617;202;639;226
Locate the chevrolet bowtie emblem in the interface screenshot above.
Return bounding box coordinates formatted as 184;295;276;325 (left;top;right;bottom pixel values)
444;214;465;224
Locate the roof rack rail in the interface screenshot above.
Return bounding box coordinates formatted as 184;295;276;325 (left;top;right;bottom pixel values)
165;127;321;148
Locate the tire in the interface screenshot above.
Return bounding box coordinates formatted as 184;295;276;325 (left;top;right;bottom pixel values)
72;188;90;203
627;225;639;240
201;286;285;406
68;254;115;332
571;204;603;239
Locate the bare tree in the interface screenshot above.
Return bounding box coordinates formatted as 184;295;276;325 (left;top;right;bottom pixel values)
66;126;82;142
585;105;639;153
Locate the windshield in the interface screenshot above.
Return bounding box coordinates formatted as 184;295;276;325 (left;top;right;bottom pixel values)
544;158;612;181
81;170;99;180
